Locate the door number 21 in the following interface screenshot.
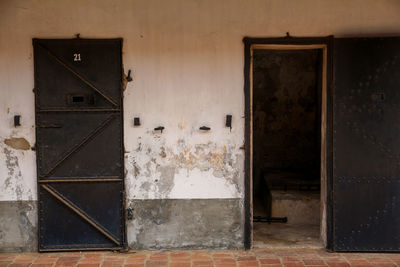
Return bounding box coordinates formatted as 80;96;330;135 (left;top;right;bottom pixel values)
73;53;81;62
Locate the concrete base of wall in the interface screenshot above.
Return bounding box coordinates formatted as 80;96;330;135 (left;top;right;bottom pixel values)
0;201;37;252
0;199;243;251
126;198;244;249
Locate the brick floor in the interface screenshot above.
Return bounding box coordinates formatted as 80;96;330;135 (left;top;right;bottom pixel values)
1;249;400;267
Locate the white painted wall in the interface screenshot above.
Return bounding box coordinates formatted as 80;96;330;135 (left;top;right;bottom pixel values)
1;0;400;201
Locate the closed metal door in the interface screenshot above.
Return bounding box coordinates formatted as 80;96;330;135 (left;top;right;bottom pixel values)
34;38;125;251
333;37;400;251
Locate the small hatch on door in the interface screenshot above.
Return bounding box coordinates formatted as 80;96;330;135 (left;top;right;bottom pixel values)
66;93;95;106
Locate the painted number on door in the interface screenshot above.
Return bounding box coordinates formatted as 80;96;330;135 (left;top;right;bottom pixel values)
73;53;81;62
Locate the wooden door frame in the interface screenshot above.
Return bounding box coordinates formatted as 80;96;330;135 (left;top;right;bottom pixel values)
242;36;334;250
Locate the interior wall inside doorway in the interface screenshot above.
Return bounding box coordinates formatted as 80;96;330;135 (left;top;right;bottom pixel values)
253;49;322;181
252;48;324;247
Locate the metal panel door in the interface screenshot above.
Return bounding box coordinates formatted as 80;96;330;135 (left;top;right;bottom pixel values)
34;38;125;251
333;37;400;251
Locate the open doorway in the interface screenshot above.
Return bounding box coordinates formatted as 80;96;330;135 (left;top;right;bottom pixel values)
247;42;328;248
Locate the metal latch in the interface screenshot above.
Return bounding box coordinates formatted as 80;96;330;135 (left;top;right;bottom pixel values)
126;207;134;220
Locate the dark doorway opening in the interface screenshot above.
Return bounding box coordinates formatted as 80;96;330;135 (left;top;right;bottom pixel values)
251;46;325;248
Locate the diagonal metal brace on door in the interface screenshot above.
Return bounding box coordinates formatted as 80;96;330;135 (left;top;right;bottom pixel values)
41;184;121;246
37;43;118;107
42;115;116;177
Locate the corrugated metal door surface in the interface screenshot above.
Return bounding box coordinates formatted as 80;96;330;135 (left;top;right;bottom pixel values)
34;38;125;251
333;37;400;251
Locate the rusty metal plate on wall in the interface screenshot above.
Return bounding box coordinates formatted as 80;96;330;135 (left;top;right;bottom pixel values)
333;37;400;251
33;38;125;251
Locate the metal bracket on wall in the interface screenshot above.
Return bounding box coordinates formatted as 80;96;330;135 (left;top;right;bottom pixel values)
126;70;133;82
199;126;211;131
126;208;134;220
154;126;165;133
14;115;21;127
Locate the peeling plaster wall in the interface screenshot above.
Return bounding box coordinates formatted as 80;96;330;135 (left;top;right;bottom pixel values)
1;0;400;250
0;142;35;201
126;136;243;199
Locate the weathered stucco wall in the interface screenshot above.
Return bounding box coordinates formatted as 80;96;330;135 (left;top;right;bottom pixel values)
1;0;400;250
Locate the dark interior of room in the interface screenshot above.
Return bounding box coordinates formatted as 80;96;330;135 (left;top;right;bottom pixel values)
252;48;323;248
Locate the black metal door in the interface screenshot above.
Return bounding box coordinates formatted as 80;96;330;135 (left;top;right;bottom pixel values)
333;37;400;251
34;38;125;251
